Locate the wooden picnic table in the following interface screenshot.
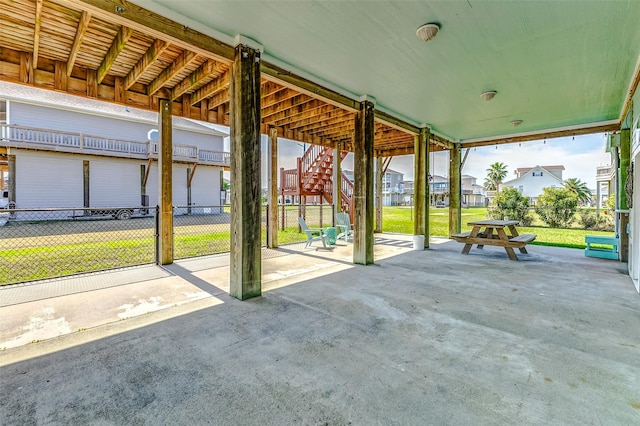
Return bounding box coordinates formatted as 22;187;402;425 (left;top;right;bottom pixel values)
451;219;536;261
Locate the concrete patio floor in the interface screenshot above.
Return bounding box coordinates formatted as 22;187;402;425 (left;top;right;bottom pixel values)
1;235;639;425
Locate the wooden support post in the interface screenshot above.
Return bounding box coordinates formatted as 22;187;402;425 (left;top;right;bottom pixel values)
353;99;375;265
230;44;262;300
83;160;90;208
268;126;279;248
414;127;429;248
424;128;431;248
333;141;341;220
158;98;173;265
449;144;462;237
86;69;98;98
187;167;192;214
619;128;630;262
8;155;16;205
375;154;383;233
19;53;34;84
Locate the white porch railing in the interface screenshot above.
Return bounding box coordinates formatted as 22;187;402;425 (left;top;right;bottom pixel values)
0;124;230;166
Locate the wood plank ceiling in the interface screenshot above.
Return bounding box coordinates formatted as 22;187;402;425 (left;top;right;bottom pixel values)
0;0;452;155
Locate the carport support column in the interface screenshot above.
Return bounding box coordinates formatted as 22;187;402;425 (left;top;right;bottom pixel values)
619;128;630;262
353;98;375;265
414;127;430;247
158;98;173;265
333;141;341;217
230;43;262;300
375;154;383;233
448;143;461;236
267;126;278;248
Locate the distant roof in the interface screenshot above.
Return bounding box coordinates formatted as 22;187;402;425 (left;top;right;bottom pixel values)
385;168;403;175
0;81;228;137
515;165;565;174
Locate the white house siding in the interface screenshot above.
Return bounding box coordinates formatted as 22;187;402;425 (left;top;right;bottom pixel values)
145;164;222;210
191;167;220;206
502;170;563;202
15;150;83;208
89;158;141;207
172;164;189;206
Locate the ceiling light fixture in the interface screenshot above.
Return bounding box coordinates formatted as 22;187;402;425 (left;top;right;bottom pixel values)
480;90;497;101
416;23;440;42
510;119;523;127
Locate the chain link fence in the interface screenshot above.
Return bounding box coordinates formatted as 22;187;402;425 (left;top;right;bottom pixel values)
0;203;340;286
172;205;267;259
275;204;337;245
0;207;156;285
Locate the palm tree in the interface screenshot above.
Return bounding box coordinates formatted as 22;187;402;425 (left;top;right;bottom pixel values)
485;162;508;192
564;177;591;205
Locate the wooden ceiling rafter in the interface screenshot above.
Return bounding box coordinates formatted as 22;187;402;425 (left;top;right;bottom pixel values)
260;93;315;120
267;103;339;127
96;25;132;84
172;58;226;101
147;50;198;96
261;88;301;110
206;88;229;110
289;114;355;134
124;39;169;89
190;69;230;105
32;0;44;69
66;10;92;77
285;107;353;129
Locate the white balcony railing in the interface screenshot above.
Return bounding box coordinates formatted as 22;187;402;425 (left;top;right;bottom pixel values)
1;124;230;167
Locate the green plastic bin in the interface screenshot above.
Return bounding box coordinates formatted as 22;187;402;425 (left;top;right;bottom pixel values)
325;227;337;245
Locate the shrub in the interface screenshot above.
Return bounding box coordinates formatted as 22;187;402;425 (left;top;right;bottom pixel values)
534;187;578;228
487;188;533;225
578;209;598;230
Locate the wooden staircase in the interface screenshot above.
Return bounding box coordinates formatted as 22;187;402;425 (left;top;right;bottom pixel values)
280;145;354;220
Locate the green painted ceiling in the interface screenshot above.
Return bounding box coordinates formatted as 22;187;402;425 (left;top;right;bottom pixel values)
139;0;640;142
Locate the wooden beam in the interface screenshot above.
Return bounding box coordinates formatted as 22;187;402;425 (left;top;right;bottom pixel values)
97;26;133;84
124;39;169;89
114;76;125;103
32;0;43;69
230;44;262;300
19;52;34;84
86;68;97;97
261;60;359;113
375;155;383;233
448;144;461;237
353;99;375;265
382;157;392;175
172;59;226;101
267;102;335;126
59;0;234;61
261;94;315;121
54;61;68;91
158;98;173;265
143;158;152;187
374;110;419;135
67;11;92;77
148;51;198;96
206;89;229;110
190;70;230;105
187;163;198;187
462;123;619;148
267;126;278;248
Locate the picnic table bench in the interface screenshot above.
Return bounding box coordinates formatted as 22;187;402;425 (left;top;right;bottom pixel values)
451;220;536;260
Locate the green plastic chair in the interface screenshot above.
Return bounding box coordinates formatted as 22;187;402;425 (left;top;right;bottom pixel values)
297;217;327;248
335;212;354;242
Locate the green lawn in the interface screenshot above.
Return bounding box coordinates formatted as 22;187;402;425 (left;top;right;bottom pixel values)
382;206;615;249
